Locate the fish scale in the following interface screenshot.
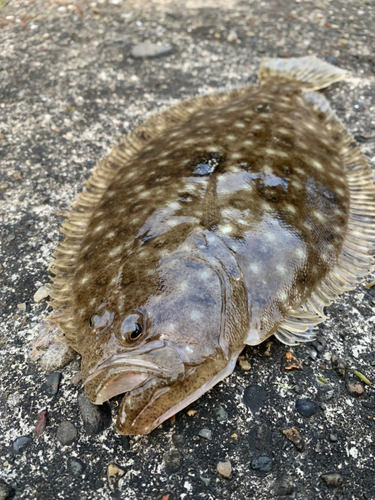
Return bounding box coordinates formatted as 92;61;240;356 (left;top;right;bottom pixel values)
49;56;375;435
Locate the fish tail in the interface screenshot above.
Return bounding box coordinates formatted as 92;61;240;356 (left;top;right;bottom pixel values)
258;56;349;90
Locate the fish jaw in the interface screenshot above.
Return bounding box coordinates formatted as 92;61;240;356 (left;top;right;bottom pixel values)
116;344;245;435
84;346;185;405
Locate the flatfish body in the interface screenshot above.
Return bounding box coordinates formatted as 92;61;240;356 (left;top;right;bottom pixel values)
50;57;375;435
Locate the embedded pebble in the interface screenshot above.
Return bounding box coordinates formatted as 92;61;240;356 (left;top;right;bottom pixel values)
77;391;111;435
331;355;346;378
29;321;76;371
41;372;62;397
131;42;174;58
238;355;250;371
217;460;232;478
320;472;343;488
330;434;338;442
120;435;130;452
107;464;125;491
17;302;26;312
199;428;212;440
346;380;364;397
295;398;318;417
33;285;50;302
13;436;32;453
0;479;13;500
214;405;228;422
35;409;48;436
163;449;183;474
200;476;210;486
312;338;327;353
281;352;302;371
251;456;272;472
272;477;294;496
67;457;86;476
243;385;265;413
227;29;238;42
56;421;78;445
281;427;304;451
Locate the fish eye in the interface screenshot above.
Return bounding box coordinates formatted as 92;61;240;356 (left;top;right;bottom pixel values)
120;313;144;343
130;323;142;340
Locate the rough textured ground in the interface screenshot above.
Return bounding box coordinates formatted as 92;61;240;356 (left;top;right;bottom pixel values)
1;0;375;499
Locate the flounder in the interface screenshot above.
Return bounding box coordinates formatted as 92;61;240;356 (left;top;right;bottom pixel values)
50;57;375;435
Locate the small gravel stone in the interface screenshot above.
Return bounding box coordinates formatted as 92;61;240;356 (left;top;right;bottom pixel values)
67;457;86;476
272;477;294;496
13;436;32;453
199;428;212;440
309;349;318;360
120;435;130;452
331;355;346;378
295;398;319;418
107;464;125;491
281;427;304;451
35;409;48;436
56;421;78;445
214;405;228;422
131;42;174;58
33;284;50;302
77;391;111;435
29;321;76;371
238;356;250;371
329;434;338;442
41;372;62;397
17;302;26;312
243;385;265;413
251;456;272;472
227;29;238;42
0;479;14;500
200;476;210;486
217;460;232;478
163;449;183;474
281;352;302;371
312;338;327;353
320;472;343;488
346;380;364;397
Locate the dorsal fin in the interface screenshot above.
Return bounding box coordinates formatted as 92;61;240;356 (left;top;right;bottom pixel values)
258;56;349;90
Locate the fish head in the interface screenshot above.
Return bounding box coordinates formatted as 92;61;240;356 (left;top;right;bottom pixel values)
81;240;243;435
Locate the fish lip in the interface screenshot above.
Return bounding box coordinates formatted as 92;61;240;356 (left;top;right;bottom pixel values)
85;343;185;404
85;339;166;385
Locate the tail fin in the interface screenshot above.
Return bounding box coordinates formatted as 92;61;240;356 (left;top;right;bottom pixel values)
258;56;349;90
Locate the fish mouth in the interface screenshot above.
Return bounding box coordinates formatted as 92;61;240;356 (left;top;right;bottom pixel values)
84;343;185;404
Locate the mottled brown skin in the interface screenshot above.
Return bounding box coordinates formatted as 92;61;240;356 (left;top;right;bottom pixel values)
73;83;348;434
70;80;350;434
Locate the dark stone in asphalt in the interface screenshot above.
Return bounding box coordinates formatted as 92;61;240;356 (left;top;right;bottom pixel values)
41;372;62;397
295;399;318;418
248;424;272;452
12;436;32;454
0;479;14;500
163;449;183;474
67;457;86;476
251;456;272;472
320;472;343;488
77;391;111;435
272;477;294;496
56;421;78;446
243;385;265;413
120;435;130;452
